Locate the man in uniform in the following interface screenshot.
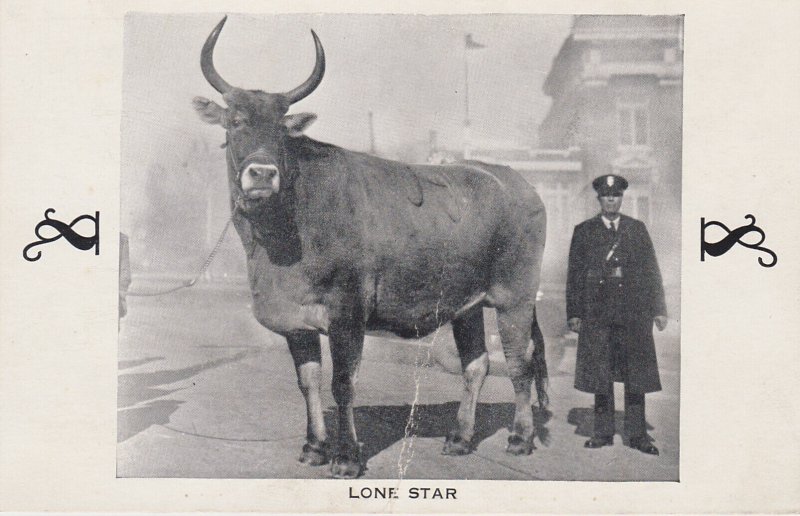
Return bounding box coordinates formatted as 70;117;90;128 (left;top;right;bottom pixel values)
566;174;667;455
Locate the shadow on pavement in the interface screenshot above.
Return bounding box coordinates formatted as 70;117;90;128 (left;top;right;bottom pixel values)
119;356;165;370
118;349;258;409
567;407;654;444
118;399;185;443
117;349;259;443
324;402;552;462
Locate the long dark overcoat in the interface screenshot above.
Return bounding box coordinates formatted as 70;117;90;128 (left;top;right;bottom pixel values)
566;214;666;394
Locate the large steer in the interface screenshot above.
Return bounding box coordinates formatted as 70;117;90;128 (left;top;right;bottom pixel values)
193;16;547;478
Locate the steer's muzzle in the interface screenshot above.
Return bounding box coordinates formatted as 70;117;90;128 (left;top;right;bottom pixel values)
240;159;280;199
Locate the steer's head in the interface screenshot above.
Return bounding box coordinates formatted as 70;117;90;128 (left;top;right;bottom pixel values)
193;16;324;211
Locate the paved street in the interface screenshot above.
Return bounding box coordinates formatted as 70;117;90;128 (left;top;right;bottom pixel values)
117;282;679;480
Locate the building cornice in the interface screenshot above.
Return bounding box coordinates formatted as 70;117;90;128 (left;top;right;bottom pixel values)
583;61;683;82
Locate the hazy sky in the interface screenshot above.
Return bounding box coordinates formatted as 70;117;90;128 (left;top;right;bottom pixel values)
123;13;572;155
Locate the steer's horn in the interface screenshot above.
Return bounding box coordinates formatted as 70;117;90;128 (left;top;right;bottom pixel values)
201;16;233;94
283;30;326;104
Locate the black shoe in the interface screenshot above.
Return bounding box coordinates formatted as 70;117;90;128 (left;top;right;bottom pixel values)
629;437;659;455
584;435;613;448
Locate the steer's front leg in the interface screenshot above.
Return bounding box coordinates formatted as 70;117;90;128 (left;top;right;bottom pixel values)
327;314;365;479
287;331;329;465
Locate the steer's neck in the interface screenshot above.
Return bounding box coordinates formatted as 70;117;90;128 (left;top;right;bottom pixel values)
230;181;303;267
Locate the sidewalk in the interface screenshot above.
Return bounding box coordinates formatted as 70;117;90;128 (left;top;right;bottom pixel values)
117;284;679;480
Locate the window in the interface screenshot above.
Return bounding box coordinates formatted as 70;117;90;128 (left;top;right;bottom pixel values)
613;172;653;226
621;190;652;226
618;103;649;146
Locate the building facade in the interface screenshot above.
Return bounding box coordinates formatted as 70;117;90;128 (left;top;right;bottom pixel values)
538;15;683;290
468;16;682;302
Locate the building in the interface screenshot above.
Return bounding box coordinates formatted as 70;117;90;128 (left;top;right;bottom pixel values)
470;15;683;304
540;15;683;286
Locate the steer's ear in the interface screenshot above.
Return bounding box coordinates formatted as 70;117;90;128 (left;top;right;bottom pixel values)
282;112;317;137
193;97;226;126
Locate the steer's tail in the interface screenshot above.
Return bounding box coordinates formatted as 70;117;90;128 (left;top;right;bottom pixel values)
531;306;549;408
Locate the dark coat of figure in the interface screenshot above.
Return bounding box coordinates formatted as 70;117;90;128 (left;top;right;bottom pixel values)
566;174;667;455
192;16;548;478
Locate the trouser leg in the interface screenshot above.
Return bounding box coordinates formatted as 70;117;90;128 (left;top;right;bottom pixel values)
593;385;615;438
624;385;646;439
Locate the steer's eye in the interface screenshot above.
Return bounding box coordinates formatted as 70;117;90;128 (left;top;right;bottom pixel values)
230;117;244;129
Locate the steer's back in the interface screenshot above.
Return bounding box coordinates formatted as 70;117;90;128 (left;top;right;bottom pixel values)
326;152;545;337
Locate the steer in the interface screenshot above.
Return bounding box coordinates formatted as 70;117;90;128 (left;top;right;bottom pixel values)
193;16;548;478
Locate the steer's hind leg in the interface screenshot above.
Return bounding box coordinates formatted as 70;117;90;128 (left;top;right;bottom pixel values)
287;331;329;465
328;316;366;479
443;307;489;455
496;303;537;455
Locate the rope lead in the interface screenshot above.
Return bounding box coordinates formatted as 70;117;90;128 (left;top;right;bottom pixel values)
126;217;233;297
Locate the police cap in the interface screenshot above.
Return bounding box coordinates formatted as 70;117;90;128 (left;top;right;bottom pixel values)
592;174;629;196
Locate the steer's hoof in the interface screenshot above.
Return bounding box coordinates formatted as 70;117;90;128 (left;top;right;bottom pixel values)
506;434;535;456
330;443;365;479
299;441;330;466
442;432;474;456
330;454;365;479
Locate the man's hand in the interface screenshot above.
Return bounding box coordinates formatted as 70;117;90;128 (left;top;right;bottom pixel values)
568;317;582;333
654;316;668;331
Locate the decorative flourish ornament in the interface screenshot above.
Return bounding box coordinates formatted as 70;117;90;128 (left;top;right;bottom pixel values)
701;214;777;268
23;209;100;262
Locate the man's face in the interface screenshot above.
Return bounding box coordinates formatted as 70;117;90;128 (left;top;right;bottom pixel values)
598;194;623;218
